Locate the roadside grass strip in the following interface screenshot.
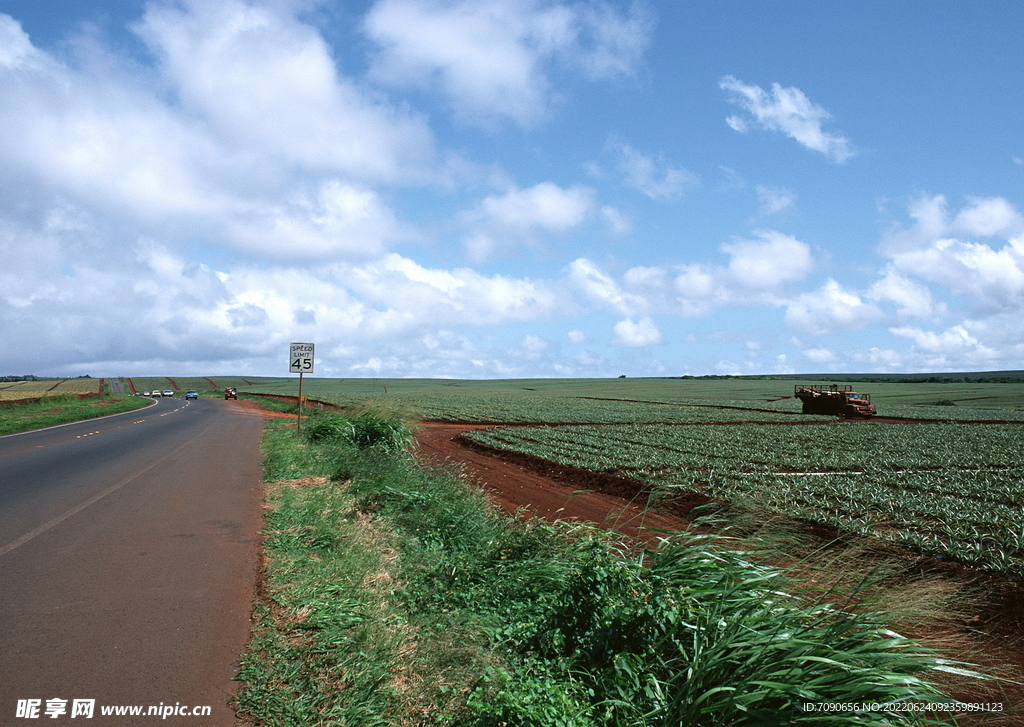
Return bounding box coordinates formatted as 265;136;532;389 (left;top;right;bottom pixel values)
236;415;970;726
0;394;151;436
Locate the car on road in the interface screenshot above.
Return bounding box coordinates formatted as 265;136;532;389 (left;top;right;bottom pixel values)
185;390;198;399
162;390;174;397
142;391;152;397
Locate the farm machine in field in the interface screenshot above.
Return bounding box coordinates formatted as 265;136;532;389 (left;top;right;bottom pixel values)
794;384;876;418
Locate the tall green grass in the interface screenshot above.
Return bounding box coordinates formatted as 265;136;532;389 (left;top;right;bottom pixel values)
237;418;966;726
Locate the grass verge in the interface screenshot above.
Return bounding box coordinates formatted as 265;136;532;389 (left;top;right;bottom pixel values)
0;394;151;436
237;415;974;726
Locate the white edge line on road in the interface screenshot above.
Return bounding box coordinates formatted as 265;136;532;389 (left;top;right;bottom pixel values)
0;397;160;440
0;417;217;559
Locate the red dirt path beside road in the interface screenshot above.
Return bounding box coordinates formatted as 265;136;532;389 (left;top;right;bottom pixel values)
415;423;694;543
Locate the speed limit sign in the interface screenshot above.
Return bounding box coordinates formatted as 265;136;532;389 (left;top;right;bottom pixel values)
289;342;314;373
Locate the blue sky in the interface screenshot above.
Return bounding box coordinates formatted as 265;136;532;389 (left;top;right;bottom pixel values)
2;0;1023;378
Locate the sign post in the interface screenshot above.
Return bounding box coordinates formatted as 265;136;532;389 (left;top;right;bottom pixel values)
289;342;314;434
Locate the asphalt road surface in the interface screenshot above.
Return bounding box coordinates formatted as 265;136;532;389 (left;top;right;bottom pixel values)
0;396;265;725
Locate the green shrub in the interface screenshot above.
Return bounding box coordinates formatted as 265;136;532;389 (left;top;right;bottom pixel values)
303;412;357;442
504;537;955;726
303;412;411;451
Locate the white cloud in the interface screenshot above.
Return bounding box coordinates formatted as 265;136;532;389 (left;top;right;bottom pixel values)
951;197;1024;238
889;324;976;353
755;185;795;215
136;0;435;182
0;2;442;269
882;194;1024;254
720;75;855;162
851;347;905;371
568;258;646;314
721;230;813;290
479;182;594;229
889;324;999;367
574;350;605;366
880;194;950;255
569;230;814;320
1;19;232;222
567;328;586;344
890;237;1024;312
608;139;698;199
803;347;835;363
600;205;633;235
520;333;549;355
867;272;940;319
670;265;721;316
784;280;881;335
462;182;596;260
612;316;661;346
344;253;561;327
879;196;1024;319
0;13;46;69
364;0;652;127
226;180;410;259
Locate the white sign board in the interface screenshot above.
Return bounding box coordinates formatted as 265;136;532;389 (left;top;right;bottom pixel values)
289;342;315;374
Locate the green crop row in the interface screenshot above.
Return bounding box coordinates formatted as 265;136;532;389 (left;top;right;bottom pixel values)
465;423;1024;576
469;422;1024;473
275;389;832;424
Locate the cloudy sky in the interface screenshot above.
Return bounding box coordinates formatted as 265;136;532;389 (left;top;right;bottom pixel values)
2;0;1023;378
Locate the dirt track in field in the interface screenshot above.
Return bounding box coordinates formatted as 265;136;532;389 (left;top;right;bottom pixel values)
414;423;703;543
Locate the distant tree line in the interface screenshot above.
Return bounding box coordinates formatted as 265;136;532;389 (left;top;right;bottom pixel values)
665;373;1024;384
0;374;92;382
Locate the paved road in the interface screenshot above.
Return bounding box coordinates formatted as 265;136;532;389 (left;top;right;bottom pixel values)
0;397;265;725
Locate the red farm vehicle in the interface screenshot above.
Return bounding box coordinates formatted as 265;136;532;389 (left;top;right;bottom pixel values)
224;387;238;400
794;384;876;418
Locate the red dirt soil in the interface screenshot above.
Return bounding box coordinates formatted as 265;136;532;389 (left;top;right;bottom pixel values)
415;423;699;543
227;398;297;419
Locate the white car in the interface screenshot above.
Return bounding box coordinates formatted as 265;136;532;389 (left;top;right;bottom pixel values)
142;391;151;396
162;390;174;397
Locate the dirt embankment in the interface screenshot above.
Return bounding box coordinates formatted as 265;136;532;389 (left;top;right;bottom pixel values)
415;423;700;542
224;398;297;420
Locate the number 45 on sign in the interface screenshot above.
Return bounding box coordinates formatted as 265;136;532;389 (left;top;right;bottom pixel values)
290;343;314;373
